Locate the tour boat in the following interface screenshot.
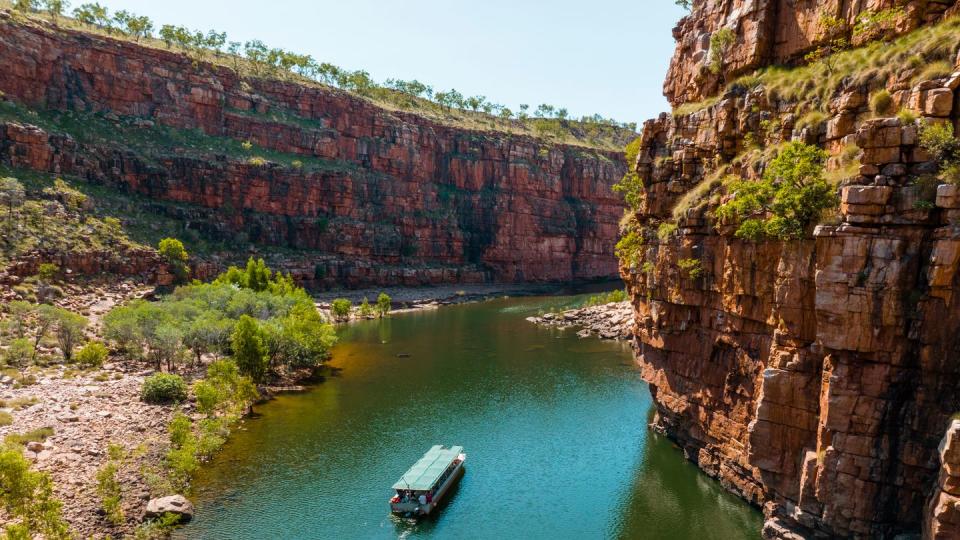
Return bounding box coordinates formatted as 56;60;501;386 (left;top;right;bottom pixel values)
390;445;466;516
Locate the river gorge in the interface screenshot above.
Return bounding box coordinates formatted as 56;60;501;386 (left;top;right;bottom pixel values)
175;295;762;539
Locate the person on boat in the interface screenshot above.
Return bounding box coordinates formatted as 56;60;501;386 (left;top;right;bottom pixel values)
419;494;427;506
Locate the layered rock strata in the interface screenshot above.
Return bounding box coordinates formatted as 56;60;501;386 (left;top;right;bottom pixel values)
0;12;626;288
623;6;960;538
666;0;960;105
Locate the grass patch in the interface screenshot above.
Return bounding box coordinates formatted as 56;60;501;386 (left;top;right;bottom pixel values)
673;17;960;118
0;396;38;410
5;426;55;446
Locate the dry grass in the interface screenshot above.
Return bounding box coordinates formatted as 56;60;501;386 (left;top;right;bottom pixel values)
674;16;960;117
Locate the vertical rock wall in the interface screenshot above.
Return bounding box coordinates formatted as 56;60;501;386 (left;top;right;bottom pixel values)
624;5;960;537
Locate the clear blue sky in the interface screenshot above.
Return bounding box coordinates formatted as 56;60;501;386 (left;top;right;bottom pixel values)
97;0;685;127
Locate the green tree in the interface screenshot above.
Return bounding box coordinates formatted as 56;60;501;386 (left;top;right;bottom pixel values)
102;303;144;356
52;308;87;362
146;324;182;371
158;237;190;284
12;0;38;13
330;299;352;322
72;2;109;28
708;28;736;75
716;141;836;239
376;293;391;318
231;315;268;383
42;0;69;24
675;0;692;10
193;359;257;417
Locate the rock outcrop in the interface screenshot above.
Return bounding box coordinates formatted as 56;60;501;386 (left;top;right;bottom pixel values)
526;301;633;339
666;0;960;105
0;12;627;288
623;4;960;538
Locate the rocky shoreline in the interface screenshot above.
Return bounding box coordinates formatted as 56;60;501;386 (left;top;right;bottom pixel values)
526;301;633;340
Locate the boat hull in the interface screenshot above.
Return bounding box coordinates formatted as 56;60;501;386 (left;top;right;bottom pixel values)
390;459;465;516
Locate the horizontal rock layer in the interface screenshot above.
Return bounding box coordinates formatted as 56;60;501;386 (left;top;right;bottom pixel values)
666;0;960;106
0;13;626;288
624;38;960;540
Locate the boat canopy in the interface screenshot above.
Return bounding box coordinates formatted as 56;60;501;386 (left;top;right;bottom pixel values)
392;445;463;491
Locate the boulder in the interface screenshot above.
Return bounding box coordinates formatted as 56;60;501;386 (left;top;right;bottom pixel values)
145;495;194;522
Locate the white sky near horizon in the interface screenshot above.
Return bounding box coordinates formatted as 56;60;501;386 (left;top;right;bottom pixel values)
86;0;686;128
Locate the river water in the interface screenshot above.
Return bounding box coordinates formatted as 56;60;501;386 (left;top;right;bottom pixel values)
175;295;762;539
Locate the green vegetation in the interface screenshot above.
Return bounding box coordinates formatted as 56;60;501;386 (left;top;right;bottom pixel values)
0;173;147;270
95;444;126;526
681;16;960;116
358;298;375;319
74;341;108;368
376;293;392;318
920;121;960;185
3;1;637;150
0;443;70;539
1;301;89;365
612;137;645;210
192;359;258;417
231;315;268;383
0;411;12;426
583;289;628;307
615;225;645;268
330;299;352;322
678;258;703;279
141;373;188;404
716;141;837;240
870;89;892;115
104;257;336;378
158;237;190;284
656;222;678;241
709;28;736;76
4;427;54;447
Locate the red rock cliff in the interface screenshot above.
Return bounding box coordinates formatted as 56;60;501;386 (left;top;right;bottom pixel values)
666;0;959;105
0;12;627;288
623;3;960;538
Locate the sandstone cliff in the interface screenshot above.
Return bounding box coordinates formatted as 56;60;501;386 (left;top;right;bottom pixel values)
622;2;960;538
0;11;627;288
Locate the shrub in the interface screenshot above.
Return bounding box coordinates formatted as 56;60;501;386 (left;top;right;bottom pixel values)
870;89;892;115
897;109;919;124
716;141;837;239
158;237;190;284
37;263;59;282
75;341;108;368
657;222;678;241
96;460;124;525
141;373;188;404
678;258;703;279
0;411;12;426
330;299;352;322
3;338;33;368
193;359;258;417
615;226;645;267
231;315;268;383
0;445;70;539
358;297;375;318
376;293;391;317
612;137;645;210
920;121;960;185
247;156;267;166
583;289;628;307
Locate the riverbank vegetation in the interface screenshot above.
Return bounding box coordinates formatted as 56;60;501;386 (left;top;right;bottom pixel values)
1;0;637;150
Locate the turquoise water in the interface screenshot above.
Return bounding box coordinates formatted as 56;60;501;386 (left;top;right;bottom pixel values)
175;295;762;539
